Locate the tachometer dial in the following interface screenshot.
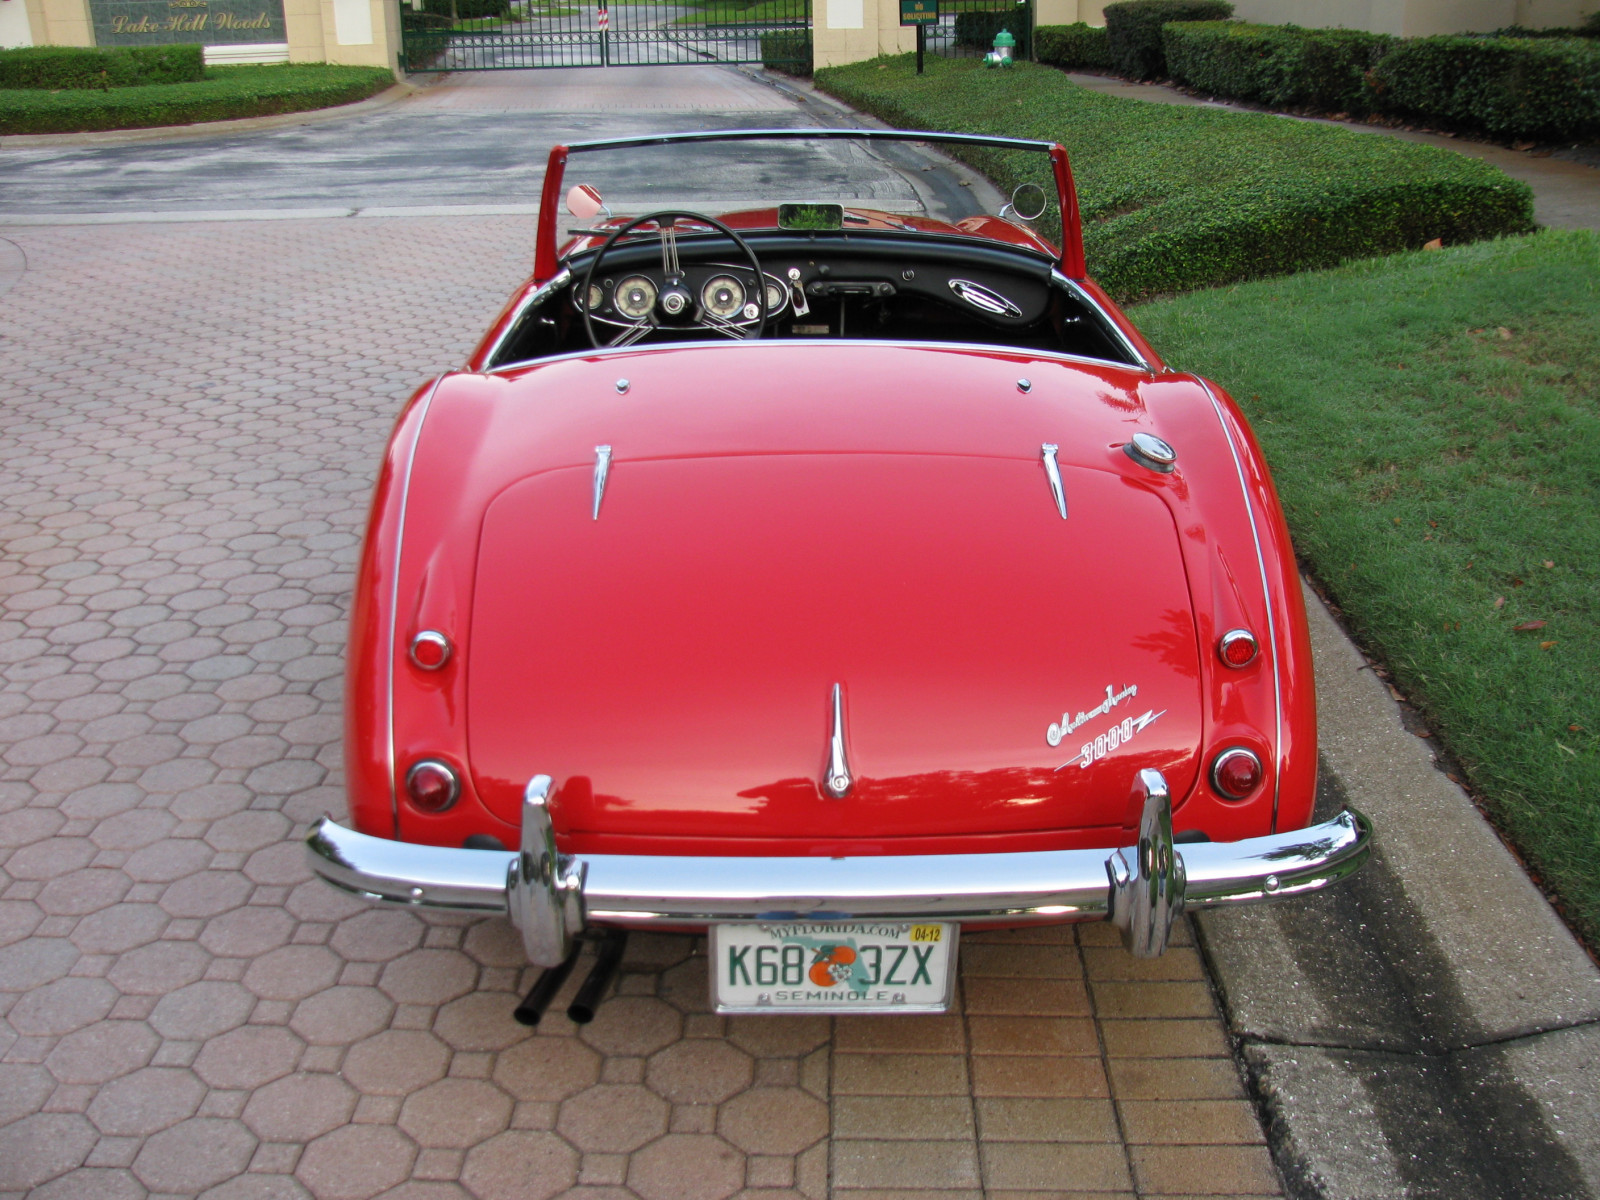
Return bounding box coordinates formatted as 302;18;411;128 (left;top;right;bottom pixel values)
615;276;657;320
701;276;745;319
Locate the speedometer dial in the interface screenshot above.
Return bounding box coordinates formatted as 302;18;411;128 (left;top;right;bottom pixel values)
615;276;657;320
701;276;745;319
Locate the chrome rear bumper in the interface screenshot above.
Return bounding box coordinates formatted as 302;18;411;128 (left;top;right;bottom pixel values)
306;770;1371;965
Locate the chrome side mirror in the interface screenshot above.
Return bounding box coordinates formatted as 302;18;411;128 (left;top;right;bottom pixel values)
999;181;1048;223
565;183;611;222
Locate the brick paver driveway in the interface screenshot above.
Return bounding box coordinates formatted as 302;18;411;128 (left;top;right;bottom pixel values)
0;75;1285;1200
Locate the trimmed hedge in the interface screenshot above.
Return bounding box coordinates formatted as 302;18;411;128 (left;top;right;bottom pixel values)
1163;21;1391;113
0;64;395;135
1102;0;1231;79
1036;22;1112;70
761;30;812;76
0;45;204;90
953;5;1031;57
1372;34;1600;142
813;55;1533;301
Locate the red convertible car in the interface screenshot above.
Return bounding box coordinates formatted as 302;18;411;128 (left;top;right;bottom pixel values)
307;130;1370;1019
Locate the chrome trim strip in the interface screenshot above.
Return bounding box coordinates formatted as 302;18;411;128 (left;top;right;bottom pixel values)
825;683;853;798
592;444;612;520
306;807;1369;938
483;269;572;370
1052;272;1153;372
385;375;445;835
1040;443;1067;519
488;337;1144;379
1197;378;1284;828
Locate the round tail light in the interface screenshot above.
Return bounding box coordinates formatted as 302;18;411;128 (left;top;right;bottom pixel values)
1218;629;1258;668
405;760;460;813
1211;748;1263;800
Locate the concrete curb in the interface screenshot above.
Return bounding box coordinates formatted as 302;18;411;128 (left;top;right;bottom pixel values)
1198;581;1600;1199
0;79;423;151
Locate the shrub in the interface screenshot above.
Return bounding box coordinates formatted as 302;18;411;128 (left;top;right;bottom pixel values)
761;30;811;76
0;45;204;90
1102;0;1231;79
952;4;1030;57
1163;21;1392;113
421;0;511;20
1036;22;1112;70
813;55;1533;301
1373;34;1600;142
0;64;394;135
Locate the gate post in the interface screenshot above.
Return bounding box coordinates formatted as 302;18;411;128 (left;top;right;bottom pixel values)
812;0;913;69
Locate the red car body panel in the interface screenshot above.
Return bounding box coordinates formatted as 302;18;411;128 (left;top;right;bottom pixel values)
346;342;1313;859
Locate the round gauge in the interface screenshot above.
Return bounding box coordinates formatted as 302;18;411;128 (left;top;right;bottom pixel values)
585;283;604;311
764;280;787;313
701;275;745;320
615;276;657;320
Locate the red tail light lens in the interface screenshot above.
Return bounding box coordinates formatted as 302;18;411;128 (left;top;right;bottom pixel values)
1218;629;1258;667
405;760;460;813
410;630;452;670
1211;747;1263;800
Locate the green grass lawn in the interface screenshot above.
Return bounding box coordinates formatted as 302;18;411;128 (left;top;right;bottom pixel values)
1135;230;1600;945
815;56;1532;302
673;0;807;24
0;63;394;135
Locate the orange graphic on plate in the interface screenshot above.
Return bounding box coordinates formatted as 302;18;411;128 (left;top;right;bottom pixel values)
809;944;856;987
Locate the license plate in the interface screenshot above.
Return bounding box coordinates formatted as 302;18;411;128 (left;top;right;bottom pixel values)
710;921;958;1014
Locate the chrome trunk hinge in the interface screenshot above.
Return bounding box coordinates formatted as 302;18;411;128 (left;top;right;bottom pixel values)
592;445;612;520
824;683;853;798
1041;443;1067;519
1108;768;1186;957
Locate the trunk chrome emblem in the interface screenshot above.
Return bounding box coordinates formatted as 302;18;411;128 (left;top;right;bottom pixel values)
1047;683;1137;746
1040;444;1067;520
825;683;853;798
592;444;612;520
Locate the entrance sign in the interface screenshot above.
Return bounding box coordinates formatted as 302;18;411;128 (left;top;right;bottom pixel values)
89;0;287;45
899;0;936;25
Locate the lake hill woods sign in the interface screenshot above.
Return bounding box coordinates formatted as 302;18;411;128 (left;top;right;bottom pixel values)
89;0;286;45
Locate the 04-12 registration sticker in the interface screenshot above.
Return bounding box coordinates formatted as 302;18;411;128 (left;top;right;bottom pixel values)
710;921;957;1014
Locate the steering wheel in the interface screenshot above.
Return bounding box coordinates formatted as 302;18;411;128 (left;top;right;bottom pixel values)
580;209;768;349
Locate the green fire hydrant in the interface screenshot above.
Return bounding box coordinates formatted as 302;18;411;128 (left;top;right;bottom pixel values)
984;28;1016;68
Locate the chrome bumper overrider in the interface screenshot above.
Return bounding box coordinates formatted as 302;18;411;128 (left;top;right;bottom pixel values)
305;770;1372;965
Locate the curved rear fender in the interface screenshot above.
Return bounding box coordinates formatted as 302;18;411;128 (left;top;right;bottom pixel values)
1136;374;1316;838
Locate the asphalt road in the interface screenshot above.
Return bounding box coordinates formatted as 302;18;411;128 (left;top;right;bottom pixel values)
0;67;988;220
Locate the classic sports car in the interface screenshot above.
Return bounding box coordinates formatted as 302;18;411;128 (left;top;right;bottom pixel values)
307;129;1371;1019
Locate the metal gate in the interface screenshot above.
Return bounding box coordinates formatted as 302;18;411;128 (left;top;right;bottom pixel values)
400;0;811;72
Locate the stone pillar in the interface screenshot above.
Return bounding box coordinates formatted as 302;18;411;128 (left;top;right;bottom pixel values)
813;0;915;69
27;0;93;45
307;0;398;68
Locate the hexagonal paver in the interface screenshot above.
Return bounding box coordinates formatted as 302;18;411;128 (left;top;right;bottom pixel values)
434;990;531;1052
725;1015;831;1060
628;1133;744;1200
578;996;683;1058
149;980;255;1041
341;1029;451;1096
398;1077;514;1148
557;1083;670;1153
8;976;118;1036
193;1025;305;1089
646;1039;754;1105
719;1087;829;1156
378;948;478;1006
45;1018;159;1085
295;1124;416;1200
460;1131;578;1200
242;1071;358;1142
493;1034;601;1101
88;1066;207;1137
132;1115;258;1194
289;984;394;1045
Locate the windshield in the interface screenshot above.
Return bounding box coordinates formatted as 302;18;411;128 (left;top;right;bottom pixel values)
532;129;1081;285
